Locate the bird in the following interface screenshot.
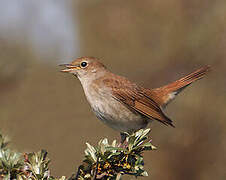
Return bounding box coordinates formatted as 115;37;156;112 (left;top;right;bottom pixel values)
60;57;210;142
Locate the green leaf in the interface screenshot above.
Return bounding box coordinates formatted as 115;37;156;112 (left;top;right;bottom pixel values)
85;143;97;162
105;147;125;152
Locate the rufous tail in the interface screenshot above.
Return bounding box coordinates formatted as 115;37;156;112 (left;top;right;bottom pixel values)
151;65;211;107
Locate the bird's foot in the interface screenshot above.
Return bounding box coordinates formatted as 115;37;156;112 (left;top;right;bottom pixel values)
118;132;129;148
118;141;128;148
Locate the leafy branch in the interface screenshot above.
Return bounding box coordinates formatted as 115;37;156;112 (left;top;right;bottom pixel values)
0;129;155;180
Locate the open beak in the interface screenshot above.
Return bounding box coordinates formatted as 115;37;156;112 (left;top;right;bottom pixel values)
59;63;80;73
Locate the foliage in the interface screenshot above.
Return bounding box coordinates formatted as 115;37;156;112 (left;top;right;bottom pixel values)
0;129;155;180
77;129;156;179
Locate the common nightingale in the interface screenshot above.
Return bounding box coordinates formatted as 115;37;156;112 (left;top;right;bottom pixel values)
60;57;210;141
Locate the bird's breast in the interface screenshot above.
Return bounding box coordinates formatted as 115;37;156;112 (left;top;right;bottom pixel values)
83;83;148;132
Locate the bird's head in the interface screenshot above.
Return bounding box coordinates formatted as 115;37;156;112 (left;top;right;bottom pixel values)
60;57;107;80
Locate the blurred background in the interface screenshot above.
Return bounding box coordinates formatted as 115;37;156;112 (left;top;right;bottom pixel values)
0;0;225;179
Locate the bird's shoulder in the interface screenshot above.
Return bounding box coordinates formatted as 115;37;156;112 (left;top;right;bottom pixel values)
100;73;137;90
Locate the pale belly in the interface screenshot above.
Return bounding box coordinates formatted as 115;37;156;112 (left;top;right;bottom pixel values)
92;105;148;133
80;77;150;133
87;91;148;133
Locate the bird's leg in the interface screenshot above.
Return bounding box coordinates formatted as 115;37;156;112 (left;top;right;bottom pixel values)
118;132;128;148
120;132;127;144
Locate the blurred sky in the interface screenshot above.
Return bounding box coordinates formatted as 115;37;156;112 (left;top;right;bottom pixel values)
0;0;78;62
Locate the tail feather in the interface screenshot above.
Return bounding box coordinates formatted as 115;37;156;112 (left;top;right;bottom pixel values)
180;65;211;83
151;65;211;107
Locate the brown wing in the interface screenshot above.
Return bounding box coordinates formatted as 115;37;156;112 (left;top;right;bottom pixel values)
102;76;174;127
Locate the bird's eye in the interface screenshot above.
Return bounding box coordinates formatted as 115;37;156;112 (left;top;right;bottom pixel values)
80;61;88;68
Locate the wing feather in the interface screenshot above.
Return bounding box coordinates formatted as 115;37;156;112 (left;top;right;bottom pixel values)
103;77;174;127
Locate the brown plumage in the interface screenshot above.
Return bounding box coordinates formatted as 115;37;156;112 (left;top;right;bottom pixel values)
60;57;210;133
146;65;211;107
102;76;174;127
